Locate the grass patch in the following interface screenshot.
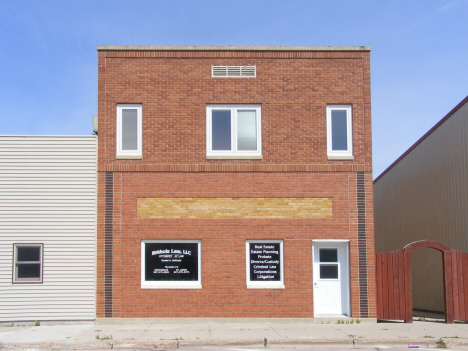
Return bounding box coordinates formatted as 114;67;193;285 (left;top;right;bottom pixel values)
436;338;448;349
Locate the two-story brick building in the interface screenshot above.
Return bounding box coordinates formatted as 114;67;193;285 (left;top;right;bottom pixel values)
96;46;375;319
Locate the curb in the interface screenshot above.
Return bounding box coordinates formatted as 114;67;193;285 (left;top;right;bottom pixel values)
1;337;466;350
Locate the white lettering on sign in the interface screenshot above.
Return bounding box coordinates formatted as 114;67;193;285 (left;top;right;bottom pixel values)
152;249;170;255
154;269;169;274
249;243;281;282
175;269;190;274
253;270;277;274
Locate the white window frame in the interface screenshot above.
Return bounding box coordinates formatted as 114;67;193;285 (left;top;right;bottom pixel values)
317;247;340;281
246;240;284;289
141;240;201;289
13;243;43;284
206;105;262;159
326;105;353;160
116;104;142;159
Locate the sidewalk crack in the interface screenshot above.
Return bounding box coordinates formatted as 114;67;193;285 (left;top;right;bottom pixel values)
330;326;351;336
267;324;283;337
138;326;151;339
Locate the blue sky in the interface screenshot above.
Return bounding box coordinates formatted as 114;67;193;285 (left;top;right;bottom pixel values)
1;0;467;178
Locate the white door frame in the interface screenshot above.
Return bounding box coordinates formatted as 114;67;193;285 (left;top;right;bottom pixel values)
312;240;350;316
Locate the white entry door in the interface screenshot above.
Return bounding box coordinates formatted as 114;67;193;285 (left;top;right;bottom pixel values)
313;241;349;316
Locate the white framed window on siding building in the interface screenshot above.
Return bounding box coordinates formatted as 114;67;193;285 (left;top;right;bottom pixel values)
326;105;353;160
13;244;43;283
141;240;202;289
117;104;142;159
206;105;262;159
246;240;284;289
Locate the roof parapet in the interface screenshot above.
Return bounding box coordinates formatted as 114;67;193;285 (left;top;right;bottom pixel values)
97;45;370;52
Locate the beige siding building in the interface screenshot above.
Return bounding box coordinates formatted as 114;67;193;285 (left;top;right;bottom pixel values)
0;136;97;322
374;96;468;313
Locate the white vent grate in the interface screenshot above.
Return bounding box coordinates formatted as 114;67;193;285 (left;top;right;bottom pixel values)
212;65;256;78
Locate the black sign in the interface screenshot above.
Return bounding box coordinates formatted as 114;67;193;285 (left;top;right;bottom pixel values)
145;242;199;281
249;243;281;281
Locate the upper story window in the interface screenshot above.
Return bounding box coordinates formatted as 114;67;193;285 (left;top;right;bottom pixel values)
206;105;262;159
117;104;142;159
13;244;43;283
326;105;353;160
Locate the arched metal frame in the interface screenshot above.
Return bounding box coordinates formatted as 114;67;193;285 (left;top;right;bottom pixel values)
402;240;453;323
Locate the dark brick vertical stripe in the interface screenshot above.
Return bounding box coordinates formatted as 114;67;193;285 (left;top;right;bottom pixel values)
104;172;113;317
357;172;369;317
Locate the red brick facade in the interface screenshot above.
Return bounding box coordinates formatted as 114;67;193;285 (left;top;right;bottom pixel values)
96;47;375;318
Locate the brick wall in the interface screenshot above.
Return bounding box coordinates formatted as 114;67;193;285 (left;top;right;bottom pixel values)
96;48;375;318
137;197;333;219
97;50;372;169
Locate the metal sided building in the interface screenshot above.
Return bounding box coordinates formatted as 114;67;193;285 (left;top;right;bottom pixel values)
374;96;468;313
0;136;97;322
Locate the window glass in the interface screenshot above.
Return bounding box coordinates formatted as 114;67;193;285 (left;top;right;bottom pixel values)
331;110;348;151
211;110;231;150
246;240;284;289
319;248;338;263
326;105;352;159
17;246;41;262
17;264;41;279
121;109;138;151
14;244;43;283
249;242;281;282
320;264;339;279
141;240;201;289
117;104;142;158
144;242;199;282
207;105;261;158
237;110;257;151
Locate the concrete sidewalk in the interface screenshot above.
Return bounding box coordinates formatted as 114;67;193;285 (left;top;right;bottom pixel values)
1;317;468;350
